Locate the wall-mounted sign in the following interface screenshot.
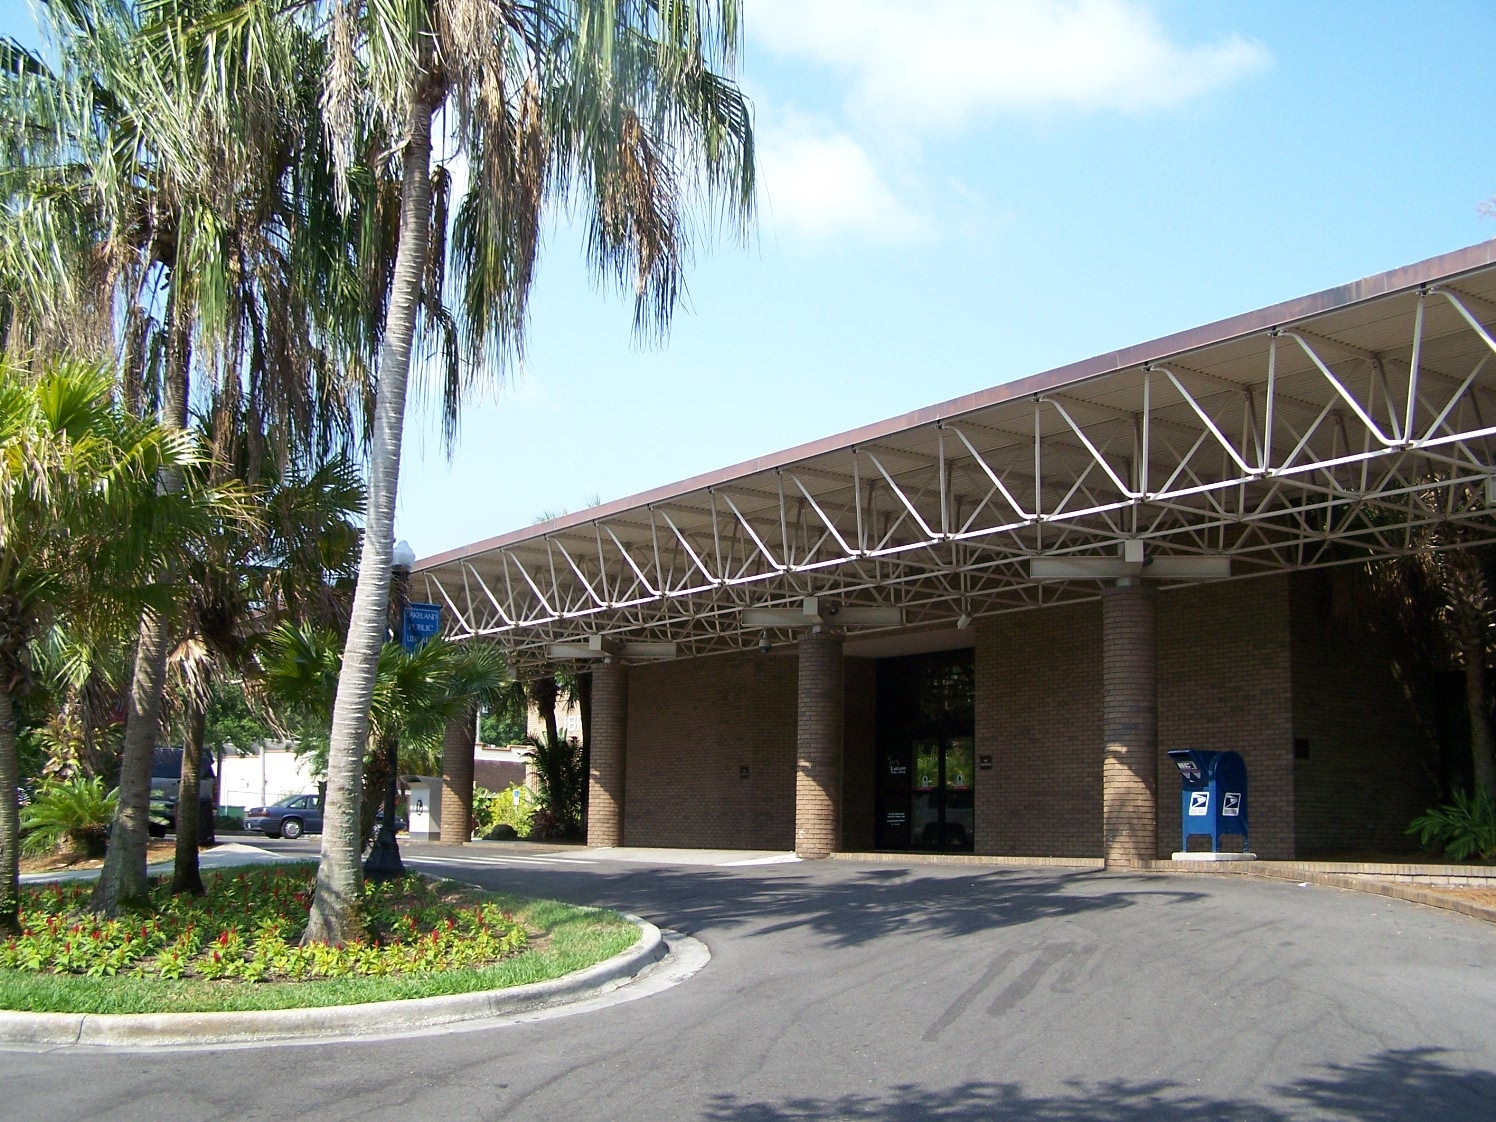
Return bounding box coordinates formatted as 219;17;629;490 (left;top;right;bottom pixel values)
739;764;750;780
884;811;907;827
978;754;993;770
887;760;907;776
402;603;442;652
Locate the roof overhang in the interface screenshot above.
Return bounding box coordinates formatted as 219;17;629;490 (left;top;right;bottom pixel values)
415;240;1496;672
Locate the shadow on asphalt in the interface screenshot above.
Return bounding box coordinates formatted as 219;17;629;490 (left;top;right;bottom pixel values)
699;1048;1496;1120
436;860;1207;949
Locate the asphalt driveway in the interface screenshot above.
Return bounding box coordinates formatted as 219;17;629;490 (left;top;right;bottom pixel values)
7;844;1496;1121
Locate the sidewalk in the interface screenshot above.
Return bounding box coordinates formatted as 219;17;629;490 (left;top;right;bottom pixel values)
417;840;800;868
19;841;304;885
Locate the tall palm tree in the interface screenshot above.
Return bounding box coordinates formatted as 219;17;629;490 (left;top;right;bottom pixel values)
0;361;205;934
1;0;371;912
305;0;754;943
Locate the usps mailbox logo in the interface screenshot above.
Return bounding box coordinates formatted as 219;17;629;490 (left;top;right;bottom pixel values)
1188;791;1210;816
1222;792;1242;817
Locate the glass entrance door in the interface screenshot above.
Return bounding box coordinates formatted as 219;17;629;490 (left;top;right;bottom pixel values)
877;736;975;851
874;648;975;853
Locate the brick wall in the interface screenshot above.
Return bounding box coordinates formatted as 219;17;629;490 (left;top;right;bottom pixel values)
1156;576;1295;860
587;662;628;847
975;603;1103;857
625;649;798;849
619;571;1429;859
1103;585;1158;866
439;708;476;843
1288;571;1438;857
795;630;844;857
841;657;877;852
472;760;526;792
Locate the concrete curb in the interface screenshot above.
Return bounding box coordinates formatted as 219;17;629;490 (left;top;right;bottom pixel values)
0;916;664;1049
829;852;1104;870
831;850;1496;925
1144;861;1496;926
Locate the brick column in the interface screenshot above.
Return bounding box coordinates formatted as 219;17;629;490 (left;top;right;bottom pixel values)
587;661;628;848
796;628;844;858
439;706;476;844
1102;581;1157;867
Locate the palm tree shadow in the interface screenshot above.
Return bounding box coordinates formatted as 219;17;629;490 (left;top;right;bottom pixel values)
700;1048;1496;1121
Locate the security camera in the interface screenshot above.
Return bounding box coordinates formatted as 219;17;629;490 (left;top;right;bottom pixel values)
758;630;771;654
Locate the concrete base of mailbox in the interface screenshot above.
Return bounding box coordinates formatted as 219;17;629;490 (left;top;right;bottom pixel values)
1171;851;1258;862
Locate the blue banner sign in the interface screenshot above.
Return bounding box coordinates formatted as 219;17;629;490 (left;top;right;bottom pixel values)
402;603;443;652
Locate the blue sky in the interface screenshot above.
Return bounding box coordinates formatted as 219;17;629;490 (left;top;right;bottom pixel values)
6;0;1496;559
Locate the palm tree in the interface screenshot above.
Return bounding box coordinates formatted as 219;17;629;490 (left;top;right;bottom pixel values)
255;625;506;845
0;361;204;934
165;433;362;895
1330;492;1496;796
1;0;371;912
305;0;754;943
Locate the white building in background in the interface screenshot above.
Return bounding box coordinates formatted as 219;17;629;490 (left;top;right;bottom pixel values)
218;742;322;811
525;696;583;744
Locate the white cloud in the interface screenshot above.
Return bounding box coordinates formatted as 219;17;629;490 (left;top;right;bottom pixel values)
756;107;931;244
748;0;1270;130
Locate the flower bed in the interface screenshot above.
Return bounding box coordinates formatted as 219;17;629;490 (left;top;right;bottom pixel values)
3;865;526;982
0;864;639;1013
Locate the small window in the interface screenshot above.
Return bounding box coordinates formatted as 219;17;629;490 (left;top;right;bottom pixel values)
289;796;309;808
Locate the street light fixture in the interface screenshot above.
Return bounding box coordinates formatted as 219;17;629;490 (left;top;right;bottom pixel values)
365;538;413;883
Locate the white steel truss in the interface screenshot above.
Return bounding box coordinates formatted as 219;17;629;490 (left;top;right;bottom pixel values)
417;253;1496;674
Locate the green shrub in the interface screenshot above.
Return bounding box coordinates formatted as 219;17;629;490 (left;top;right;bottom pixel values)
20;776;117;858
215;808;245;831
1408;790;1496;862
473;784;536;838
526;734;585;834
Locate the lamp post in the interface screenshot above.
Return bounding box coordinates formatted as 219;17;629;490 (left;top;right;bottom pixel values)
364;538;416;882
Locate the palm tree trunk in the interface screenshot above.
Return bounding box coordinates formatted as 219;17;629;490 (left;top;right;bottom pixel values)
303;75;437;946
91;610;170;913
360;732;394;848
578;673;592;821
530;676;560;749
1465;641;1496;794
91;295;190;916
0;683;21;936
170;701;206;896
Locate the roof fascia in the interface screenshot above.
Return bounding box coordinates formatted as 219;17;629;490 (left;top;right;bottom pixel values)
417;238;1496;572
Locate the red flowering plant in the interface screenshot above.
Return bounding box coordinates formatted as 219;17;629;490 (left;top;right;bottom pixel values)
1;864;526;982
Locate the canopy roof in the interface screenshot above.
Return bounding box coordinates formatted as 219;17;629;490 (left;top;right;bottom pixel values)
416;240;1496;671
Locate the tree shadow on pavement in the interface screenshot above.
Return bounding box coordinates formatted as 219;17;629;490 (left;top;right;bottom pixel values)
700;1048;1496;1121
441;860;1206;949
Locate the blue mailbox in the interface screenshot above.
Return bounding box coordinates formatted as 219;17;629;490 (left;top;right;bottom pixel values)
1166;749;1249;854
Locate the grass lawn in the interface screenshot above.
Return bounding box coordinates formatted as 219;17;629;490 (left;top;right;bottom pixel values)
1;864;639;1015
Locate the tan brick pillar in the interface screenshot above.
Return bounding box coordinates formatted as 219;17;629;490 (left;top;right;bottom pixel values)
587;661;628;848
1102;581;1157;867
795;628;844;858
439;706;477;844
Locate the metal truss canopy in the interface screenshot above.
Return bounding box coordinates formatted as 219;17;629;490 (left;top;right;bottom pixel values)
415;241;1496;673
